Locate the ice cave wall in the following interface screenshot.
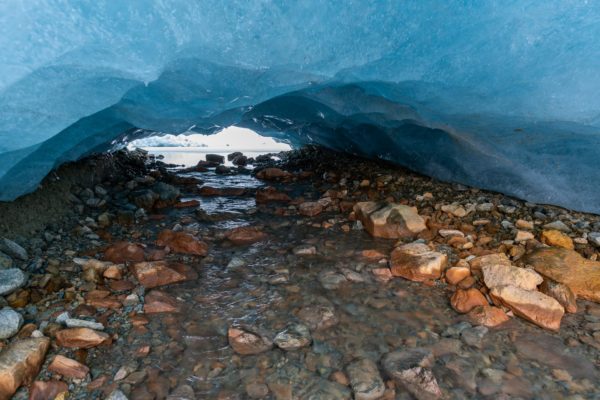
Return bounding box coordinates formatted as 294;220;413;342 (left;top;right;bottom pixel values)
0;1;599;212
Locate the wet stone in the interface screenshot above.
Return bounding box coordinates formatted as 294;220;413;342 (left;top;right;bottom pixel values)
48;355;89;379
0;307;23;339
466;305;510;327
345;358;385;400
460;326;488;349
133;261;189;289
228;326;273;355
390;242;447;282
273;323;312;350
0;269;26;296
450;288;488;314
144;290;181;314
382;348;442;400
0;337;50;399
224;226;267;245
156;230;208;256
29;380;68;400
539;279;577;313
55;328;110;349
482;263;543;291
0;238;27;261
297;304;338;331
0;252;13;269
354;202;426;239
318;270;347;290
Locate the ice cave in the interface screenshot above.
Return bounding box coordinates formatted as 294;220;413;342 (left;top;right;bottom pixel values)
1;1;599;211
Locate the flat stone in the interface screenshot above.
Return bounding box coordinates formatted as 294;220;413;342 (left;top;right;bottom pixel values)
318;270;347;290
55;328;110;349
525;247;600;302
540;229;574;249
0;238;27;261
273;323;312;350
0;337;50;399
103;242;145;264
156;230;208;256
482;264;542;291
490;285;564;331
543;220;571;232
450;289;488;314
228;326;273;355
382;348;442;400
466;305;510;327
0;308;23;339
64;318;104;331
345;358;385;400
133;261;188;288
48;355;89;379
299;201;324;217
0;269;26;296
297;304;338;331
539;279;577;313
390;243;447;282
144;290;181;314
469;253;511;272
354;202;426;239
224;226;267;245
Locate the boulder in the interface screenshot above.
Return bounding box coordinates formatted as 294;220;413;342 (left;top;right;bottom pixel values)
205;154;225;164
353;202;426;239
0;338;50;399
390;243;447;282
490;285;564;331
525;247;600;302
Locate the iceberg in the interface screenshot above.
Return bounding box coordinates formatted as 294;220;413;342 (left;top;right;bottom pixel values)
1;1;600;211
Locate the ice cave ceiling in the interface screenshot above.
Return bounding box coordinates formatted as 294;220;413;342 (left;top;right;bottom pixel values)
1;1;600;212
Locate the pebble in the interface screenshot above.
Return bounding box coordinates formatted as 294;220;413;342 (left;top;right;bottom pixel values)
0;307;23;339
273;323;312;350
460;326;488;348
543;220;571;232
0;238;28;261
0;269;26;296
345;358;385;400
64;318;104;331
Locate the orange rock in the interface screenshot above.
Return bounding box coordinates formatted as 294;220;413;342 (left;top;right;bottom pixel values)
228;327;273;355
156;230;208;256
540;230;574;250
353;202;426;239
224;227;267;245
467;305;510;327
55;328;110;349
144;290;181;314
490;285;564;331
361;250;386;260
298;202;324;217
450;288;489;313
103;265;123;280
29;380;68;400
371;268;393;283
48;355;89;379
445;266;471;285
256;168;292;181
525;247;600;303
0;338;50;399
103;242;145;264
133;261;188;288
256;187;291;203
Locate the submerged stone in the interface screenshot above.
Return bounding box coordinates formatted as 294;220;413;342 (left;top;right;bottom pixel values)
382;348;442;400
345;358;385;400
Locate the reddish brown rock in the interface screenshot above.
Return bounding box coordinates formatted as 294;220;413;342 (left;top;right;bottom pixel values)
29;380;68;400
228;327;273;355
256;168;292;181
133;261;188;288
450;288;489;313
361;250;386;260
55;328;110;349
353;202;426;239
48;355;89;379
156;230;208;256
0;338;50;399
298;202;324;217
490;285;564;331
256;187;291;203
144;290;181;314
174;199;200;209
482;263;543;291
539;279;577;313
103;241;145;264
467;305;510;327
224;227;267;245
103;265;123;280
525;247;600;303
390;243;447;282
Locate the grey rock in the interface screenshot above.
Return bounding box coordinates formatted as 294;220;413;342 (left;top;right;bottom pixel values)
106;390;129;400
65;318;105;331
0;307;23;339
0;268;26;296
274;323;312;350
588;232;600;247
318;270;347;290
543;220;571;232
0;238;27;261
346;358;386;400
460;326;488;349
382;348;442;400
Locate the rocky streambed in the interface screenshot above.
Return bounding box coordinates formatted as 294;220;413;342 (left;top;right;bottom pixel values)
0;146;600;399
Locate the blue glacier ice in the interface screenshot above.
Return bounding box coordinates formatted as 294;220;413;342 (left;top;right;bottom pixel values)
1;1;600;211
